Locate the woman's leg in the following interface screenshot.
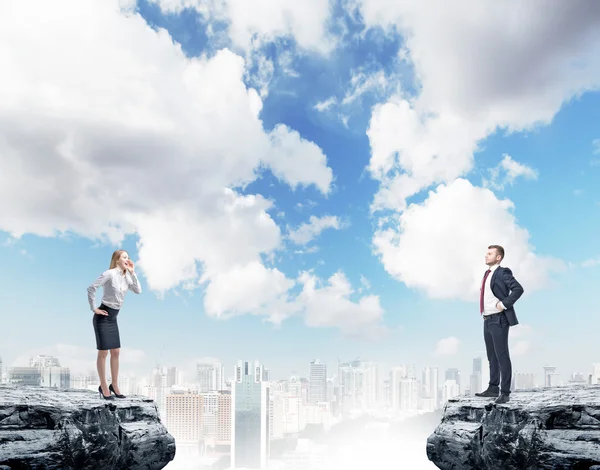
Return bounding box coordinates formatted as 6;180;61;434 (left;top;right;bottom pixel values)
110;348;121;394
97;350;109;394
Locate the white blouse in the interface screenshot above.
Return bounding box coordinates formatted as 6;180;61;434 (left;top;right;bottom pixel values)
87;268;142;312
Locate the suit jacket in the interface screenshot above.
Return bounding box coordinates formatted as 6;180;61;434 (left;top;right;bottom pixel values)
490;266;524;326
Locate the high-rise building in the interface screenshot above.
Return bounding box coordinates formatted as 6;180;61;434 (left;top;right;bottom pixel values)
40;366;70;388
309;360;327;404
8;367;41;386
569;372;586;384
469;357;483;395
513;373;535;390
197;363;225;392
422;367;439;408
231;360;270;469
217;391;231;445
473;357;482;374
166;367;178;388
30;355;61;368
445;368;461;393
398;378;419;411
166;391;203;447
203;391;219;439
362;361;385;409
592;363;600;385
544;366;557;387
443;380;460;402
0;356;3;384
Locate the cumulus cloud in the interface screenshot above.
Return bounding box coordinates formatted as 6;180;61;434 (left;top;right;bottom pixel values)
297;271;387;340
150;0;335;54
434;337;460;356
0;0;385;338
355;0;600;210
483;154;538;190
373;179;565;300
354;0;600;295
287;215;343;245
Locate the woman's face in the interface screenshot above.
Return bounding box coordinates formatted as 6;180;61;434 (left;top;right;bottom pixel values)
117;251;129;270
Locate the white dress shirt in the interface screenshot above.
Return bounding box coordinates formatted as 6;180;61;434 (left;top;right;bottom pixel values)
482;263;506;316
88;268;142;312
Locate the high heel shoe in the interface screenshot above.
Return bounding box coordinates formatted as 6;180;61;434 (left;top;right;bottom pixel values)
98;385;114;400
109;384;126;398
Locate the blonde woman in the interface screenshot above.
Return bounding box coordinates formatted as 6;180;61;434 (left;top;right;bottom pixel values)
87;250;142;399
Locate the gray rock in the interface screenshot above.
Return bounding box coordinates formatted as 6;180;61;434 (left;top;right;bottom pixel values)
0;385;175;469
427;385;600;470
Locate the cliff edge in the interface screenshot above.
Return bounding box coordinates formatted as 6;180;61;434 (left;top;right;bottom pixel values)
426;385;600;469
0;385;175;469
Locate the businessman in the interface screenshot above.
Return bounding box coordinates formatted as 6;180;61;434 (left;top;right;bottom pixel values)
475;245;524;404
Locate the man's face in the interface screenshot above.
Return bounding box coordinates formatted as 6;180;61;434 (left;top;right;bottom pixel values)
485;249;500;265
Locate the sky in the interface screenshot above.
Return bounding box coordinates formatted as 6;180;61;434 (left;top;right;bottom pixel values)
1;0;600;384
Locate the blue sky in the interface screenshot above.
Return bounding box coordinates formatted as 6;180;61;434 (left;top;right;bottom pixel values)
1;0;599;384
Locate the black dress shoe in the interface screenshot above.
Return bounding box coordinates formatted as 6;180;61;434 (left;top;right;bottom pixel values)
98;386;114;400
475;387;499;398
109;384;126;398
495;393;510;404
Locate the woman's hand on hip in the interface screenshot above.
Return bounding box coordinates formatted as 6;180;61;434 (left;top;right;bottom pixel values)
94;308;109;316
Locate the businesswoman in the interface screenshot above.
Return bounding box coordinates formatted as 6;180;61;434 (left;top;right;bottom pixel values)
87;250;142;399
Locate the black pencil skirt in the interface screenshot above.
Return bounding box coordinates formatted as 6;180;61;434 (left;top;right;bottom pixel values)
92;303;121;350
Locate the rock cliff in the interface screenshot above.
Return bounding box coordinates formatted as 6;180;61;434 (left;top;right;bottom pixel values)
427;385;600;470
0;385;175;469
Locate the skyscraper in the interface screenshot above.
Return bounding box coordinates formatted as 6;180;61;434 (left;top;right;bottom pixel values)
231;360;270;469
544;366;557;387
469;357;483;395
445;368;461;393
592;363;600;385
422;367;439;408
309;360;327;404
197;362;225;392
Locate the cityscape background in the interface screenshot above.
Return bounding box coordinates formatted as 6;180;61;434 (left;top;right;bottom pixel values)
2;0;600;468
1;354;599;468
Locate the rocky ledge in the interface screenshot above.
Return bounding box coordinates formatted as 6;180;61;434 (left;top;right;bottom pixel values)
0;385;175;469
427;385;600;470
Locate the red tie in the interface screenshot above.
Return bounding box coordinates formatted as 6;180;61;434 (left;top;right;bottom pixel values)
480;269;491;314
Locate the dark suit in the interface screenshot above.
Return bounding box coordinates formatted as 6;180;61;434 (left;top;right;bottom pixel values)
483;266;524;394
490;267;524;326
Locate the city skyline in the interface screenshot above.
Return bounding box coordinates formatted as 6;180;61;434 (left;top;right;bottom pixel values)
1;0;600;400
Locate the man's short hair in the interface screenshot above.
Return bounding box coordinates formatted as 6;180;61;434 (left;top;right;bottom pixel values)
488;245;505;260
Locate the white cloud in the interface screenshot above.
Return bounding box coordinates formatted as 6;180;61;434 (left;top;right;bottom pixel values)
362;0;590;298
359;274;371;291
593;139;600;154
287;215;343;245
582;257;600;268
512;340;530;356
434;337;460;356
483;154;538;190
510;324;533;356
313;66;402;123
355;0;600;211
373;179;565;300
296;271;387;340
0;0;387;336
203;261;296;323
510;324;532;340
151;0;335;54
314;97;337;112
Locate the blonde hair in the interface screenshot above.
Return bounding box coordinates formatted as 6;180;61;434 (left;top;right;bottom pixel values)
109;250;128;270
